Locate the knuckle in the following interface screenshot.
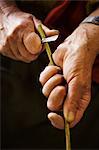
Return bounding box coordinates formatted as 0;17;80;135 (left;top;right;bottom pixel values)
59;85;66;93
53;74;64;83
55;86;66;98
39;66;61;86
24;14;33;20
40;66;60;84
39;67;49;85
42;86;48;97
42;74;64;97
44;65;61;74
39;69;49;85
52;44;65;67
19;15;33;26
7;26;21;39
39;73;44;86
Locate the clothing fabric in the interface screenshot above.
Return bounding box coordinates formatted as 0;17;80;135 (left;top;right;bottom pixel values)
1;0;99;149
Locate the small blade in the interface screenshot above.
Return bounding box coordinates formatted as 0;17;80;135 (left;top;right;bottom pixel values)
42;34;59;43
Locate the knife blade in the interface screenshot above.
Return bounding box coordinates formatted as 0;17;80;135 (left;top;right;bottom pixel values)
42;34;59;43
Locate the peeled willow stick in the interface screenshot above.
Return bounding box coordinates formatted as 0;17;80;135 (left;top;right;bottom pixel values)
37;24;71;150
65;120;71;150
37;25;53;65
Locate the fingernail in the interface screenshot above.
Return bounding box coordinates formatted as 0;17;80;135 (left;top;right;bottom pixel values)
66;111;75;123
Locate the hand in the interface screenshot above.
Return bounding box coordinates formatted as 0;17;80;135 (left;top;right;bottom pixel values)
39;23;99;129
0;9;58;62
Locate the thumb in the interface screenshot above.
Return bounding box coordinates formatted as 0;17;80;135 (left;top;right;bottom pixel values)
33;16;59;36
23;31;42;55
63;77;91;127
63;78;82;125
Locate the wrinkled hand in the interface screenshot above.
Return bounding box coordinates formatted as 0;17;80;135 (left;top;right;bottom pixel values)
0;9;58;62
39;24;99;129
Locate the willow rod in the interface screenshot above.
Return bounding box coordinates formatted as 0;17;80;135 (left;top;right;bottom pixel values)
37;24;71;150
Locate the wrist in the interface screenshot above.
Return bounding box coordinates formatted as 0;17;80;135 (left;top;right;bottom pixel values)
79;23;99;56
79;8;99;55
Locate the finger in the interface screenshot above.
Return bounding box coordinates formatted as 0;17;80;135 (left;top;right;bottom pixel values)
23;32;42;55
8;34;23;60
17;31;38;62
70;109;84;128
41;24;59;37
70;93;91;128
33;16;59;36
52;43;67;68
39;65;61;86
8;34;32;62
47;85;67;111
42;74;64;97
48;112;64;129
63;78;82;123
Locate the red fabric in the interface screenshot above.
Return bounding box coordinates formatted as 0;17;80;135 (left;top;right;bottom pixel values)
44;0;99;83
44;0;70;25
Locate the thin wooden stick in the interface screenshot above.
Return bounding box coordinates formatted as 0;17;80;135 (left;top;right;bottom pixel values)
65;120;71;150
37;25;53;65
37;24;71;150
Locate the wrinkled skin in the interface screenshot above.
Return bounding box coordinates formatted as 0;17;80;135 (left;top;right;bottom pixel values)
40;23;99;129
0;8;58;62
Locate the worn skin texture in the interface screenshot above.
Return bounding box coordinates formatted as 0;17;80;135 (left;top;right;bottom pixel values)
0;4;58;62
40;20;99;129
